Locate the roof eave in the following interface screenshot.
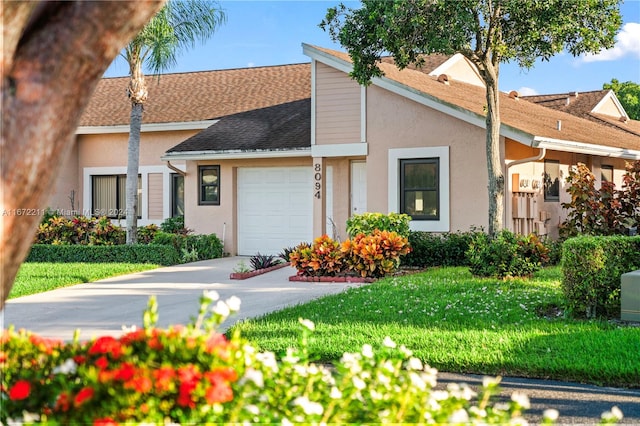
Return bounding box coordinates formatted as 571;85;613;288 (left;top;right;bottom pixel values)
76;120;219;135
161;147;311;161
533;136;640;160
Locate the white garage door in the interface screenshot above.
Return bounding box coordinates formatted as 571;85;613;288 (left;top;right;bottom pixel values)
237;167;312;256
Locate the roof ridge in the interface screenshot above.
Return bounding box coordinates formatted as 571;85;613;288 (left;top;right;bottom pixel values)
101;62;310;80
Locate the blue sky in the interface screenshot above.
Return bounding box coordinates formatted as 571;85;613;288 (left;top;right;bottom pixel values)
105;0;640;96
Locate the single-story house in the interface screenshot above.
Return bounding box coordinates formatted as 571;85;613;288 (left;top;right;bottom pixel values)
49;44;640;255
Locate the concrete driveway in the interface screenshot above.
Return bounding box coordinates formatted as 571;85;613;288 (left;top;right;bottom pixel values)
1;257;362;340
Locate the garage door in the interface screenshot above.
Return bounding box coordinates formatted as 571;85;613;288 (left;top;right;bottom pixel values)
237;167;312;256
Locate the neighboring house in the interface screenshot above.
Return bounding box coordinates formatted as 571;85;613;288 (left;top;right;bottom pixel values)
50;44;640;256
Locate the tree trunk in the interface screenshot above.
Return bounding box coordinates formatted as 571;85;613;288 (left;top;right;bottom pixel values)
125;53;148;245
481;62;504;237
126;103;143;244
0;1;164;310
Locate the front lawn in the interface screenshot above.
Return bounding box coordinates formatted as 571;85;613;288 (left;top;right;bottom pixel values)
230;266;640;388
9;262;160;299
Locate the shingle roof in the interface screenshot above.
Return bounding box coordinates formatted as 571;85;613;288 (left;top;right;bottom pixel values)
167;98;310;153
310;45;640;152
522;90;640;138
380;53;452;74
79;63;311;126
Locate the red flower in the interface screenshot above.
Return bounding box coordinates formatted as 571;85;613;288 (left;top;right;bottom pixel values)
95;356;109;370
205;382;233;404
205;367;238;384
73;355;86;364
119;329;145;345
0;351;7;363
153;366;176;392
8;380;31;400
124;375;152;394
55;392;70;412
113;362;135;381
89;336;123;359
74;386;94;407
94;418;118;426
177;382;197;408
205;333;230;357
177;365;201;384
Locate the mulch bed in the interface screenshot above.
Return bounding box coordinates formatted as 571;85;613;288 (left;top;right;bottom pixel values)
229;262;290;280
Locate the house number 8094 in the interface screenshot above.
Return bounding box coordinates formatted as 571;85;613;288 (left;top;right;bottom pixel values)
314;163;322;199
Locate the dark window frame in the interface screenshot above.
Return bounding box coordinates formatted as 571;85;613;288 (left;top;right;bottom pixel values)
544;159;560;202
601;165;614;183
91;174;141;219
198;165;220;206
171;173;185;217
399;158;440;220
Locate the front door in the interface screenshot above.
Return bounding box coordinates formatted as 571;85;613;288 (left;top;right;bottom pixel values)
350;161;367;215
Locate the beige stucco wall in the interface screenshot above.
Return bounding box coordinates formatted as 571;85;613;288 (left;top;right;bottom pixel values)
185;157;312;255
593;95;624;118
440;56;484;87
47;140;80;214
363;84;492;232
315;62;361;144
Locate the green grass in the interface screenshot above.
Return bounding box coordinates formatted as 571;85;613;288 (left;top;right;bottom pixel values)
230;266;640;388
10;262;160;299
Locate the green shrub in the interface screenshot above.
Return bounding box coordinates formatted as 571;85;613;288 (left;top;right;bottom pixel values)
26;244;180;266
184;234;223;261
160;216;191;235
403;229;483;267
562;235;640;319
346;212;411;238
137;224;159;245
466;230;550;279
152;231;186;251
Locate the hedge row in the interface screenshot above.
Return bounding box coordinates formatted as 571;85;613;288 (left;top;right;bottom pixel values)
25;244;181;266
562;235;640;319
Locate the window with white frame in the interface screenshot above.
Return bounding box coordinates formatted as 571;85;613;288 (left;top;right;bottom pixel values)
601;165;613;183
92;174;141;218
388;147;449;232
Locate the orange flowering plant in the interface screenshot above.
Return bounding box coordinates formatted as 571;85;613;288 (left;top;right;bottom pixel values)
290;231;411;278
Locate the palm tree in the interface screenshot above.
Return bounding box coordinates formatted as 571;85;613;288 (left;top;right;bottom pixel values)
123;0;225;243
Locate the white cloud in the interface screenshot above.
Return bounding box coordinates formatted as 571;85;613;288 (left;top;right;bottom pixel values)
581;22;640;63
247;62;255;67
516;86;539;96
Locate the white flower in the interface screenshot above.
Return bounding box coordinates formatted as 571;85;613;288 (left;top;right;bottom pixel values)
361;344;374;358
409;372;426;390
432;390;450;401
298;318;315;331
226;296;241;312
256;351;278;372
293;396;323;415
330;387;342;399
543;409;559;421
382;336;397;348
407;357;423;370
22;412;40;423
244;405;260;415
469;406;487;418
212;300;230;317
204;290;220;301
601;406;624;421
483;376;502;387
448;408;469;423
399;345;413;357
121;324;137;332
352;376;366;390
511;392;531;409
243;368;264;388
282;348;300;364
281;418;293;426
53;358;77;375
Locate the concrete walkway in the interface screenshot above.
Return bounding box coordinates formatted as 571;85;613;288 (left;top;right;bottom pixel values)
2;257;639;424
1;257;362;340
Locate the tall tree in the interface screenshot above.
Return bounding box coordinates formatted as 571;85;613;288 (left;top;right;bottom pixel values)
604;78;640;120
1;1;164;310
321;0;622;236
123;0;225;244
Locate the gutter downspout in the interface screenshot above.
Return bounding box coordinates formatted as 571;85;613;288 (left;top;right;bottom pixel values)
165;161;186;176
505;147;546;230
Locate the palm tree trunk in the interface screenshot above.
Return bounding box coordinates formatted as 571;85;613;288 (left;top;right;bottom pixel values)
126;58;148;244
126;103;143;244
